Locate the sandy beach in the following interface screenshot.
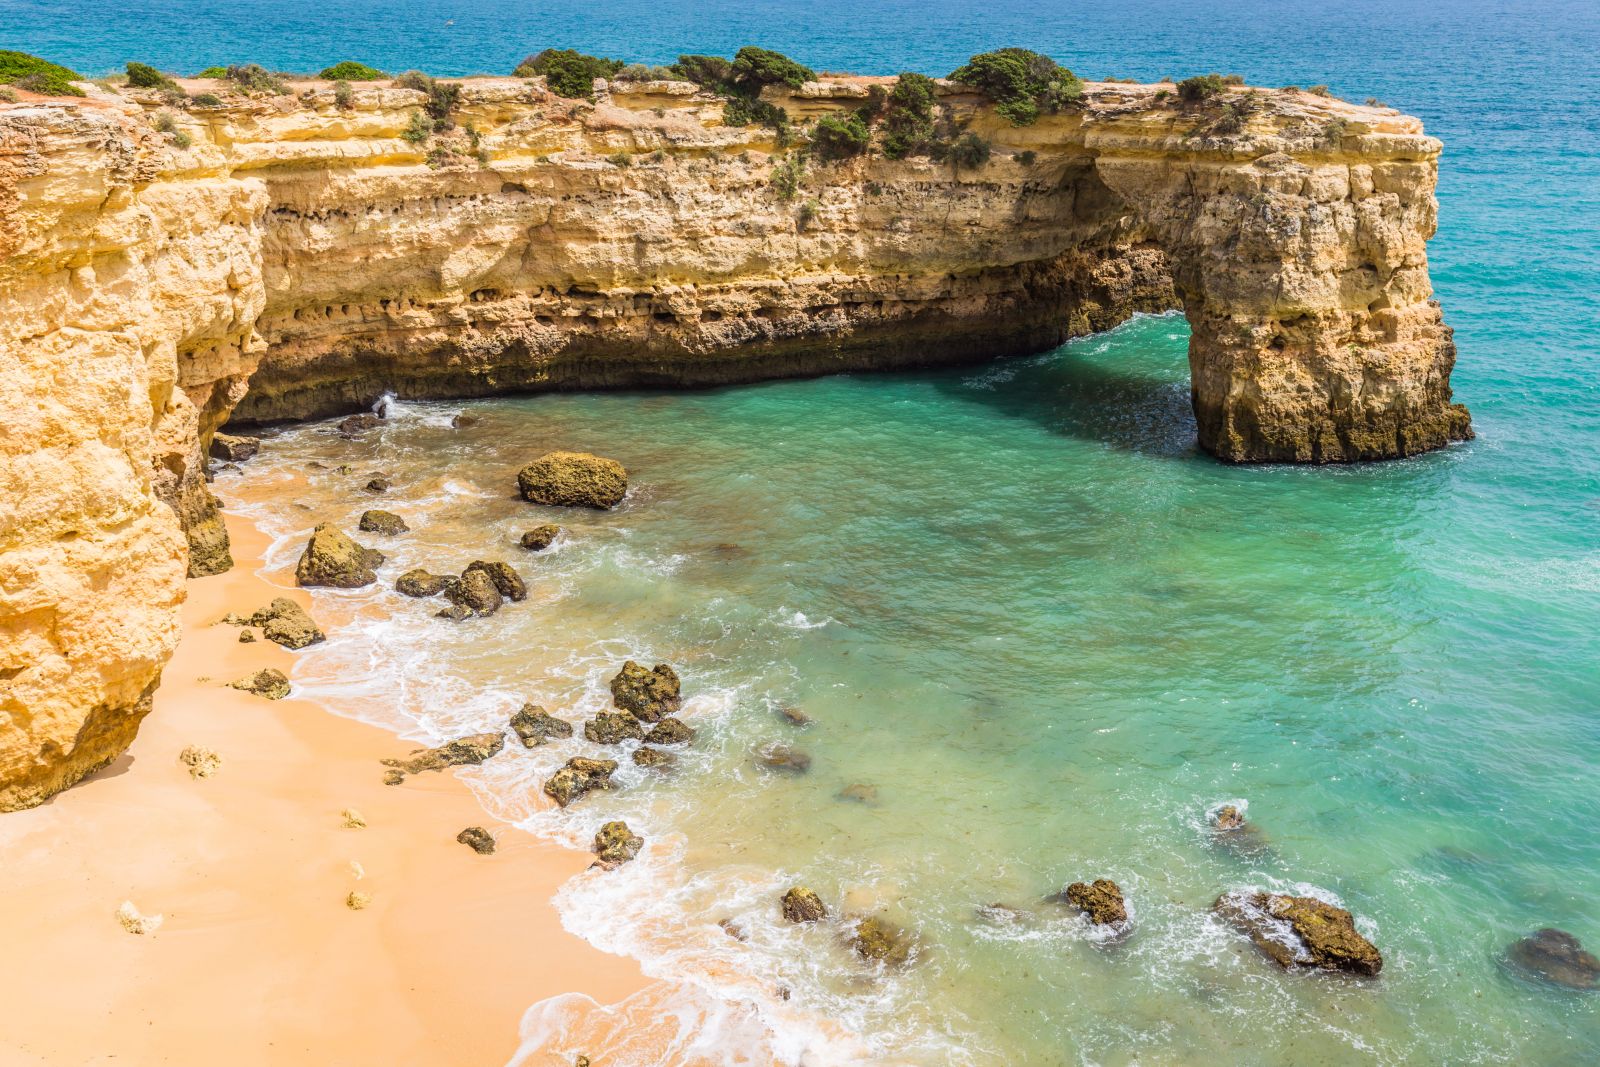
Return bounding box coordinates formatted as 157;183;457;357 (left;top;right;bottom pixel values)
0;513;645;1066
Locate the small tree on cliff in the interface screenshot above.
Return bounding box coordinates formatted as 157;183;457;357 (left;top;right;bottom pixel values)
881;72;939;158
514;49;623;100
810;112;870;162
948;48;1081;126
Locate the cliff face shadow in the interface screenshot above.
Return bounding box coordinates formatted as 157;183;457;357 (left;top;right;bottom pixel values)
933;338;1201;460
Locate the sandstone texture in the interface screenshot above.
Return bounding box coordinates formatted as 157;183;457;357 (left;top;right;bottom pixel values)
0;72;1466;809
518;452;628;509
609;661;682;722
1063;879;1129;926
295;524;384;587
782;886;828;924
593;820;643;865
543;756;618;807
509;703;573;747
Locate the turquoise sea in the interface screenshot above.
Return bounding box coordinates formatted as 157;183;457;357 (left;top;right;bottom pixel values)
15;0;1599;1061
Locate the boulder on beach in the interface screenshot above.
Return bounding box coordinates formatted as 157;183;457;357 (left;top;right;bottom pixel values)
238;597;324;649
238;628;256;643
1213;891;1382;976
1507;928;1600;990
179;745;221;779
295;524;384;588
438;568;501;618
517;451;628;509
584;711;645;745
851;916;915;965
209;432;259;462
510;704;573;747
338;412;380;436
396;569;451;598
609;661;681;722
755;742;811;774
543;757;618;807
781;887;827;924
464;560;527;602
594;820;644;865
380;732;505;782
632;746;676;770
229;668;290;700
645;717;694;746
1062;879;1128;926
520;524;562;551
359;509;409;535
457;826;496;855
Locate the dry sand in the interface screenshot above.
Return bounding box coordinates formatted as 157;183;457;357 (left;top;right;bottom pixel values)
0;513;645;1066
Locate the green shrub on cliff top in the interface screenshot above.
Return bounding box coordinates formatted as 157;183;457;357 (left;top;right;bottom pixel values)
670;54;733;89
810;111;870;162
948;48;1080;126
319;61;387;81
0;51;85;97
881;72;939;159
126;62;179;91
729;47;815;91
1177;74;1226;103
514;49;623;99
224;63;288;95
194;66;228;78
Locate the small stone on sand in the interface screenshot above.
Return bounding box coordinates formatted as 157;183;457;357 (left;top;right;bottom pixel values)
116;901;163;935
346;891;372;911
341;808;367;829
179;745;221;778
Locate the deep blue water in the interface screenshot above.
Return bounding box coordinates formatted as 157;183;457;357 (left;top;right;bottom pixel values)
17;0;1600;1061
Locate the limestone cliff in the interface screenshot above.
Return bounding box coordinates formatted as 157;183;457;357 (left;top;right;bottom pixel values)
0;72;1468;808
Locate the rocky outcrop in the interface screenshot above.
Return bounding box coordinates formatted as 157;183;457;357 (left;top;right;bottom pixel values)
509;703;573;747
379;732;504;783
358;509;409;535
1214;890;1382;976
295;524;384;587
610;661;682;722
518;452;628;510
593;820;643;865
543;756;618;806
0;71;1467;808
1061;879;1128;926
782;887;827;924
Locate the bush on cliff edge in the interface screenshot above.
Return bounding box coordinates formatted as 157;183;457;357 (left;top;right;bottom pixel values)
947;48;1081;126
0;51;85;97
320;61;387;81
514;49;623;99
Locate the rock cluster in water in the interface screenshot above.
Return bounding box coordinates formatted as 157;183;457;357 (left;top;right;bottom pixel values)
1061;879;1128;927
1213;890;1383;976
609;661;681;721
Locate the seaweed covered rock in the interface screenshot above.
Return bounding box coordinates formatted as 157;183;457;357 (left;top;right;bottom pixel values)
1213;891;1382;976
364;476;391;493
852;916;915;965
396;569;451;597
584;711;645;745
609;661;681;722
782;887;827;924
229;668;290;700
358;509;409;535
380;732;505;782
1063;879;1127;926
439;568;501;618
520;524;562;551
517;451;628;509
838;783;878;803
209;432;259;462
510;704;573;747
543;757;618;806
755;743;811;774
457;826;496;854
594;820;643;865
464;560;527;602
243;597;325;649
1507;928;1600;990
645;717;694;745
296;524;384;587
632;747;676;770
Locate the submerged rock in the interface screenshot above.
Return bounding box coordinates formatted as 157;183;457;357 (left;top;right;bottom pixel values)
358;509;409;535
439;568;501;618
396;568;451;598
777;703;813;728
517;451;628;509
609;661;682;722
296;524;384;588
1214;805;1246;830
594;820;644;865
520;524;561;551
510;704;573;747
782;887;827;924
976;902;1035;925
242;597;325;650
755;743;811;774
584;711;645;745
451;413;479;428
1213;891;1382;976
838;783;878;803
209;432;259;462
229;668;290;700
1507;928;1600;990
380;732;505;782
644;717;694;745
543;757;618;807
338;412;380;436
851;916;915;965
632;746;676;770
1062;879;1128;926
364;476;391;493
464;560;527;602
457;826;496;855
1210;804;1271;858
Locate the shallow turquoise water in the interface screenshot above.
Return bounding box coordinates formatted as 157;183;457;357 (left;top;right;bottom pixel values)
31;0;1600;1059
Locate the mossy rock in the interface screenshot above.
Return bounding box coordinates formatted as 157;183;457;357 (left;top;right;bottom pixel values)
396;569;451;597
295;524;384;588
1507;928;1600;990
517;451;627;509
440;568;501;617
509;704;573;747
632;746;676;770
781;886;826;924
229;668;290;700
609;660;681;722
1213;891;1382;976
852;916;915;965
543;757;618;806
584;711;645;745
456;826;496;854
594;820;643;865
1063;879;1127;925
380;732;505;782
644;717;694;745
243;597;325;649
520;524;562;551
464;560;527;601
358;509;409;535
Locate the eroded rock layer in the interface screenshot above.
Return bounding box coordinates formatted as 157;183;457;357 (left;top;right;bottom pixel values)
0;73;1467;808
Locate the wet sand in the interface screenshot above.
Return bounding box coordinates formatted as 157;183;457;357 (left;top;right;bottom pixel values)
0;513;645;1066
